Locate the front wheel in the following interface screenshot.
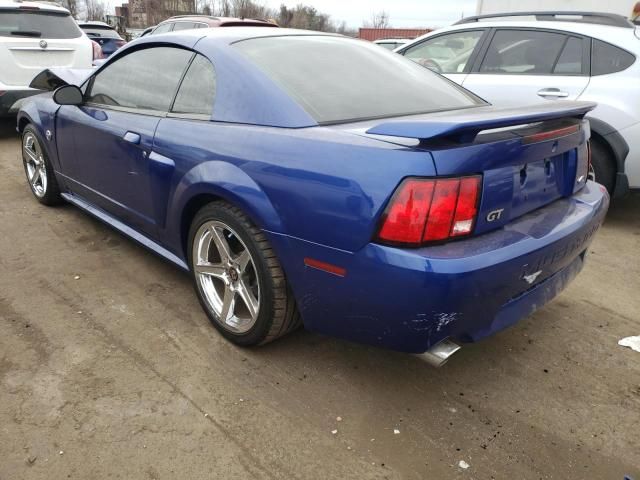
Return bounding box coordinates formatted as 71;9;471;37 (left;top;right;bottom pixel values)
21;125;61;205
188;202;300;346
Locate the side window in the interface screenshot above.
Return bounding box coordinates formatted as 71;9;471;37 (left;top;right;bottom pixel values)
591;39;635;75
172;22;197;31
152;23;172;34
172;54;216;116
87;47;193;112
403;30;484;74
553;36;583;74
480;30;567;74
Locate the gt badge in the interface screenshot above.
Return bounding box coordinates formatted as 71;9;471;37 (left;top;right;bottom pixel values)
486;208;504;222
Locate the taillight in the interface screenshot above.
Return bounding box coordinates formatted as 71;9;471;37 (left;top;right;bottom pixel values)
377;176;481;246
91;40;104;61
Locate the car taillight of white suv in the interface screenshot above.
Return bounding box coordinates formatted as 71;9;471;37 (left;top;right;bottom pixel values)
0;0;92;116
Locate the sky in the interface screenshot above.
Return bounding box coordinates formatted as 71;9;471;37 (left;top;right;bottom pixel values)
262;0;478;28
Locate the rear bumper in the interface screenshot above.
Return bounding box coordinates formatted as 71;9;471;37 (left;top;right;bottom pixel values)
0;89;39;116
267;181;609;354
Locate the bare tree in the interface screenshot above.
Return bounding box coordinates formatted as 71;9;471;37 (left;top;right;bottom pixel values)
365;10;390;29
62;0;78;18
86;0;106;21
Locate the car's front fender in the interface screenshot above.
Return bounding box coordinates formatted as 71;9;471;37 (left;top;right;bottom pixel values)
17;95;61;169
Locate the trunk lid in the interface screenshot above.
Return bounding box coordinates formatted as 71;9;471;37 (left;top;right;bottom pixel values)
345;102;595;236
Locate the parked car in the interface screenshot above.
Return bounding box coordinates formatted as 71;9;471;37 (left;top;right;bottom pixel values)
148;15;278;35
18;28;608;364
395;11;640;197
78;21;126;57
0;0;93;116
374;38;410;50
139;26;154;37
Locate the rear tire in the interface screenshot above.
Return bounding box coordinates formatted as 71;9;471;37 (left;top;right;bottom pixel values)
21;125;61;206
188;201;301;346
589;138;616;195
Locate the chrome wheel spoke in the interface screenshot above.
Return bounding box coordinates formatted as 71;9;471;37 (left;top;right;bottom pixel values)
220;286;236;324
210;227;232;264
235;249;251;272
195;262;226;279
237;280;259;320
24;147;38;164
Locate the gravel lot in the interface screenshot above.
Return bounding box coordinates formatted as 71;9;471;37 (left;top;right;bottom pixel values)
1;117;639;479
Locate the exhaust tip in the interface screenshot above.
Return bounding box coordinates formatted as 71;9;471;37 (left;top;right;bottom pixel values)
417;339;461;367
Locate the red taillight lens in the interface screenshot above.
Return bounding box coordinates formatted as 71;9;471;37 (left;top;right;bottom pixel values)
377;176;481;246
91;40;104;61
451;176;481;237
378;179;435;244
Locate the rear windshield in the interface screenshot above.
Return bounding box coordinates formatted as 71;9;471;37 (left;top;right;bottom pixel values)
80;26;122;39
234;35;483;124
0;10;82;39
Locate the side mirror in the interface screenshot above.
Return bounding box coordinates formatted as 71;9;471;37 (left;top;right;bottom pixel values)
53;84;83;106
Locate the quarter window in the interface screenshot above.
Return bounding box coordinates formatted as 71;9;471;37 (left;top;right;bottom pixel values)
403;30;484;74
591;39;635;75
553;36;583;74
87;47;193;112
480;30;567;74
172;22;197;31
152;23;172;34
172;54;216;116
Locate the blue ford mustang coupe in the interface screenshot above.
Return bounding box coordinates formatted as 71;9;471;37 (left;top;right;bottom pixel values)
18;28;609;364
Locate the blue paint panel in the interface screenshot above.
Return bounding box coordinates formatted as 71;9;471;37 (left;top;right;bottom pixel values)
17;30;610;354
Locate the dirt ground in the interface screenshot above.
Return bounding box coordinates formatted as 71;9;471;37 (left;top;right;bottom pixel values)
0;117;639;480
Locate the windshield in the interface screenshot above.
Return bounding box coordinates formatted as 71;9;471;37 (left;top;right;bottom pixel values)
234;35;483;124
80;26;122;39
0;10;82;38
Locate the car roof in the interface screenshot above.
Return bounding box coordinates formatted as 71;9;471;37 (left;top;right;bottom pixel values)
78;21;114;28
0;0;69;13
158;15;277;27
148;26;336;44
404;19;640;53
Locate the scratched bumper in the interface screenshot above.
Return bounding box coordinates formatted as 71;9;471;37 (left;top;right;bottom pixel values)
267;181;609;354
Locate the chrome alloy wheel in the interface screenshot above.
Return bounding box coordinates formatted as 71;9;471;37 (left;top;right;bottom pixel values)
23;132;47;198
193;220;261;334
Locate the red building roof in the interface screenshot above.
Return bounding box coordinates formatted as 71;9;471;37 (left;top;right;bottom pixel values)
358;28;433;41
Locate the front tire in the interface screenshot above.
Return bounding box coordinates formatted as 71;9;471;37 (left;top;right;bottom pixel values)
188;201;300;346
22;125;61;205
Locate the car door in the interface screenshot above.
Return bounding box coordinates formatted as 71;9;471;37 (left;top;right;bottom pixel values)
462;28;590;106
398;29;488;85
55;46;193;235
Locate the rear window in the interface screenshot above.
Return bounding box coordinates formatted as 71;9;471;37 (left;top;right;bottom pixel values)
0;10;82;39
591;39;635;75
234;36;483;124
80;26;122;39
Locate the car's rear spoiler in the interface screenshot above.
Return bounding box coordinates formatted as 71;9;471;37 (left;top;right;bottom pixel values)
366;101;597;144
29;68;94;91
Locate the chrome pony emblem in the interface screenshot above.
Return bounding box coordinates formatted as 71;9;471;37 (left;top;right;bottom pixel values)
523;270;543;285
39;40;48;49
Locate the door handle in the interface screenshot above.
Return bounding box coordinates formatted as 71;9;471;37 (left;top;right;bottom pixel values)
122;131;141;144
537;88;569;98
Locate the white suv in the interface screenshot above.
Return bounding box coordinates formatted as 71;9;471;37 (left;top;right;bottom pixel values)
396;12;640;196
0;0;92;116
